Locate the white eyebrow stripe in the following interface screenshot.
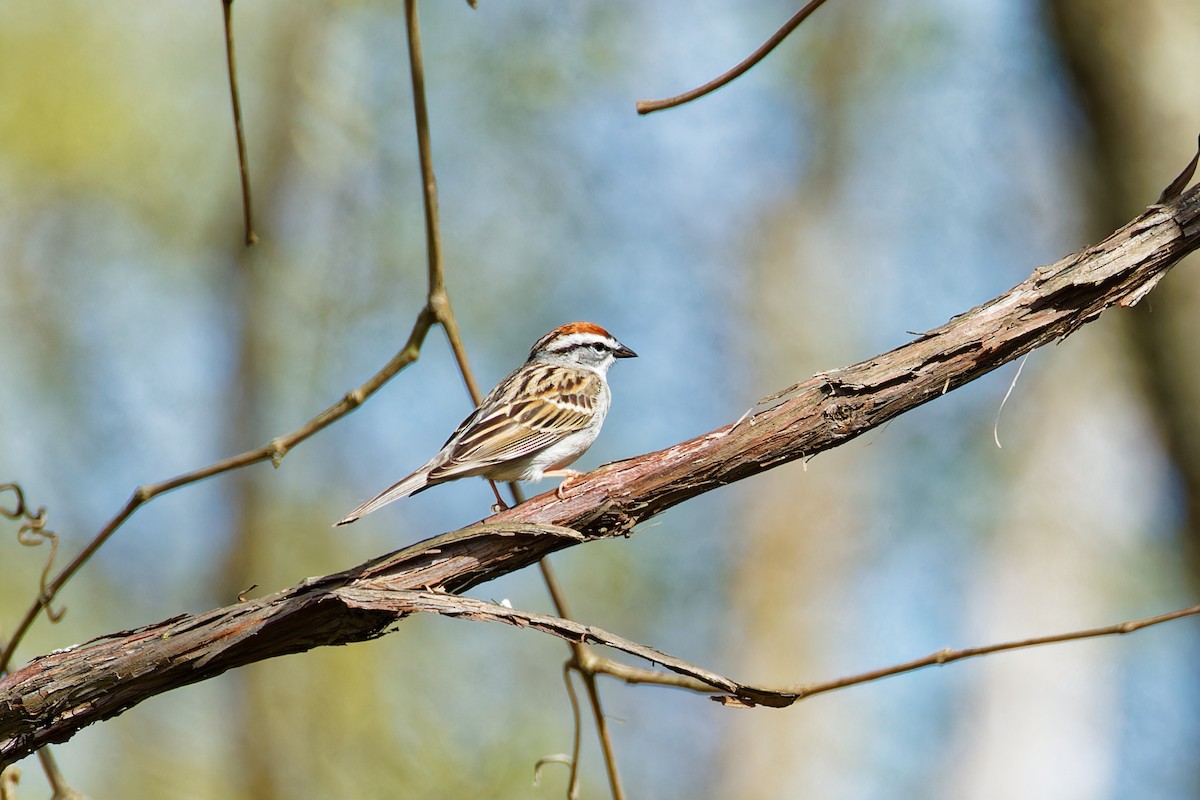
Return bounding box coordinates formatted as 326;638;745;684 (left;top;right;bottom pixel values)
545;332;614;351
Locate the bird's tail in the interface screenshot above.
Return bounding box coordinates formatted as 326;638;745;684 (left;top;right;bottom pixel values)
334;470;430;526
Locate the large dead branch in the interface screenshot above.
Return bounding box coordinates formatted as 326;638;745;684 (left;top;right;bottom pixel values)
3;181;1200;767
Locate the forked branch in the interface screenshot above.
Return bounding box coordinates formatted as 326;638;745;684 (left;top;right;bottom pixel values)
3;179;1200;766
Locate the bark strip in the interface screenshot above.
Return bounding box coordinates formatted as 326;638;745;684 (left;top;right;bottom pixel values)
3;184;1199;766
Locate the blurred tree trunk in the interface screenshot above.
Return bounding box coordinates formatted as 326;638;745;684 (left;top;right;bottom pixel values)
220;254;282;800
1021;4;1200;796
719;4;1200;796
214;15;319;800
718;8;881;795
1044;0;1200;571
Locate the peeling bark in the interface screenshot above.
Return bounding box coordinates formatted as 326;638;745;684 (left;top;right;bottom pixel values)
3;183;1199;767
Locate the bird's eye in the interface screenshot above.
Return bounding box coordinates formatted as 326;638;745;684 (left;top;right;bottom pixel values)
590;342;606;351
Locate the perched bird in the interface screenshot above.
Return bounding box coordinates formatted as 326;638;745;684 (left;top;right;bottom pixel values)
335;322;636;526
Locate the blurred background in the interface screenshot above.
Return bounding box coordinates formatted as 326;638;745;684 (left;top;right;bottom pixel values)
2;0;1199;797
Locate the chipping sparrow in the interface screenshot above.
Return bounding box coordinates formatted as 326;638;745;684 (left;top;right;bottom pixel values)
335;322;636;525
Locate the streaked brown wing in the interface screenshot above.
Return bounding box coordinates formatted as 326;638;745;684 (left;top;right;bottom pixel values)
429;365;602;479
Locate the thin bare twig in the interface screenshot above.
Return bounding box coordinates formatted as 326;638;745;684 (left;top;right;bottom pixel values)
784;603;1200;703
0;491;63;795
579;668;625;797
36;748;82;800
402;0;484;403
0;484;63;625
560;663;583;799
400;3;625;794
586;656;717;694
221;0;257;245
0;306;440;678
343;591;1200;708
537;557;627;800
533;752;574;795
0;765;17;800
331;587;769;699
523;480;627;798
636;0;834;115
0;494;80;800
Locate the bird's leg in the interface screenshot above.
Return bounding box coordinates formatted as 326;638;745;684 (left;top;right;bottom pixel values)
487;480;509;512
542;469;585;499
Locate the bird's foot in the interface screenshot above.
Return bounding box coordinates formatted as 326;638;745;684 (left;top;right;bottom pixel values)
543;469;584;500
486;480;510;512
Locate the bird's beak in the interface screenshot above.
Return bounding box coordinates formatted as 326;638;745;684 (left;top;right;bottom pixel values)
614;342;637;359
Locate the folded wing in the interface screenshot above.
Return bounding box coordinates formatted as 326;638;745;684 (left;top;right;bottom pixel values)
429;365;602;481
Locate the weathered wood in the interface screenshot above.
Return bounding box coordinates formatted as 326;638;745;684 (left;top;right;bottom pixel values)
3;184;1200;767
